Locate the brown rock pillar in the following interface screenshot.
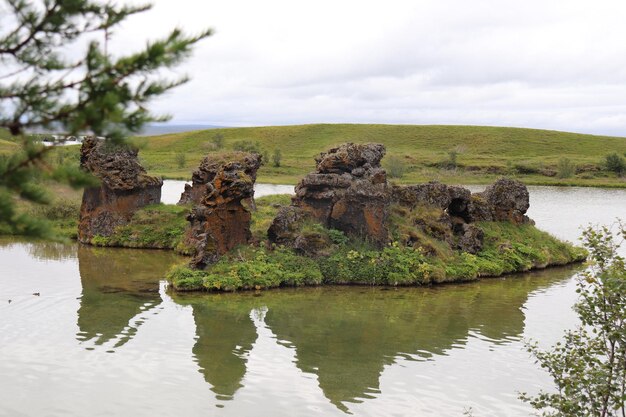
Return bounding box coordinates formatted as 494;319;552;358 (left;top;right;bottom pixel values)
184;154;262;269
78;137;162;243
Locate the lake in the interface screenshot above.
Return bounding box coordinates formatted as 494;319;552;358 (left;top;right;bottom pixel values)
0;186;624;417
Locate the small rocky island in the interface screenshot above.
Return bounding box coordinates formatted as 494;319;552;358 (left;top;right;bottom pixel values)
78;137;162;244
77;139;586;292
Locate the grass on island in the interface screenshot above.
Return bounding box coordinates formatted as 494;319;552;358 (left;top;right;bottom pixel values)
167;195;587;292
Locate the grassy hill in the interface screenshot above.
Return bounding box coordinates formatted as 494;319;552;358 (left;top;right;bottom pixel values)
0;139;17;152
131;124;626;187
0;127;11;140
0;128;18;154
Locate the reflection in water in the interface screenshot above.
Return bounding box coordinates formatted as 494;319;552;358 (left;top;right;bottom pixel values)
0;238;78;262
190;300;258;400
76;246;182;348
28;241;78;261
171;264;581;412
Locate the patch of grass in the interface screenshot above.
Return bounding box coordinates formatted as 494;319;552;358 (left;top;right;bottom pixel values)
471;222;587;280
250;194;292;241
27;198;81;239
385;155;407;178
3;182;82;240
167;246;323;291
318;243;439;286
0;138;18;154
90;204;190;250
557;157;575;178
0;128;13;141
166;217;586;292
388;203;454;257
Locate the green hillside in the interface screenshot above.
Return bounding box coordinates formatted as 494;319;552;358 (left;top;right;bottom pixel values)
0;128;18;154
0;127;11;140
0;139;17;154
131;124;626;187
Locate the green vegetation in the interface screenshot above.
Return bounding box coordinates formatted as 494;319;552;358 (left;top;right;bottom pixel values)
605;152;626;176
0;0;210;239
232;140;262;153
167;200;586;292
0;180;84;240
90;204;190;251
521;222;626;417
123;124;626;187
175;152;187;168
0;138;17;154
28;199;81;240
272;148;282;167
211;133;225;150
170;246;323;291
250;194;292;241
557;157;575;179
0;128;11;141
385;155;407;179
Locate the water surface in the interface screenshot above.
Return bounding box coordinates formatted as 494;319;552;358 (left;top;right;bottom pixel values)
0;186;624;417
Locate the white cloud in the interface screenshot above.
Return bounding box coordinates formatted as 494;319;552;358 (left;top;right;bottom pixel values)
106;0;626;135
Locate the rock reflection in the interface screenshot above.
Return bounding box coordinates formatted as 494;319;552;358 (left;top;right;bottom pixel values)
172;264;581;411
76;245;182;348
189;297;258;400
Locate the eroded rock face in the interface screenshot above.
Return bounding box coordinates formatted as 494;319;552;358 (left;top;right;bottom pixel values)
457;224;485;254
270;143;390;250
178;153;261;206
78;137;162;243
471;178;531;224
184;153;262;268
391;178;532;254
267;206;307;245
392;182;472;221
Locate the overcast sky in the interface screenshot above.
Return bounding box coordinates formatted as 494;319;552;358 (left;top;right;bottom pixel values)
110;0;626;135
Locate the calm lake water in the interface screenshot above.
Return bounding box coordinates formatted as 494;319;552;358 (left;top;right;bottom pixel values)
1;186;624;417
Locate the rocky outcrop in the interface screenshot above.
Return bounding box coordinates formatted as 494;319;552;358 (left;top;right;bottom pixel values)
457;224;484;254
392;182;472;221
470;178;531;224
184;153;262;269
268;147;532;257
391;178;531;254
178;152;261;206
78;137;162;243
267;206;307;245
269;143;391;251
